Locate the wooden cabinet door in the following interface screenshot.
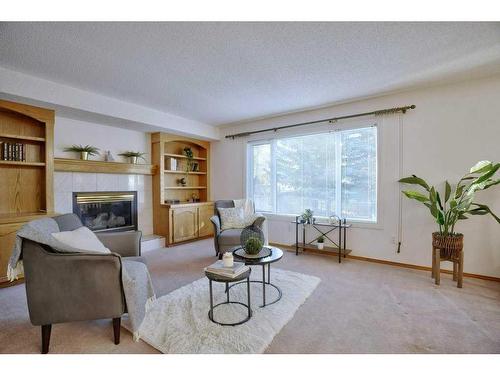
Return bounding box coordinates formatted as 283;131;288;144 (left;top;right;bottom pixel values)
0;222;24;283
171;207;198;243
198;204;214;238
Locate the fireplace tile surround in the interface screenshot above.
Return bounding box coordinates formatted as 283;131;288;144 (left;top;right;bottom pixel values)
54;172;153;235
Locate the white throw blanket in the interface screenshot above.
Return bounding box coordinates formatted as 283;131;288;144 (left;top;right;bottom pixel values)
233;198;268;244
7;217;156;340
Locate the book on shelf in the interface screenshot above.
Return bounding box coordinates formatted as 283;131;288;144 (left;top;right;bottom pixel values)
205;260;248;278
0;141;26;161
168;157;177;171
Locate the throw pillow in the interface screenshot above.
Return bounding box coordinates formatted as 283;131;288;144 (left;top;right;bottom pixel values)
218;207;246;230
51;226;111;254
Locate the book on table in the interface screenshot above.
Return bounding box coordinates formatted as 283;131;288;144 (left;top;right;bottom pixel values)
205;260;248;278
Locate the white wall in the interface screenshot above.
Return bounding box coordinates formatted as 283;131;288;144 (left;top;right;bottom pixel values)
55;116;151;163
211;75;500;278
54;117;153;235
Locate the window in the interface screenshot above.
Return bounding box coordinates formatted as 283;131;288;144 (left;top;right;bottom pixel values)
247;126;377;222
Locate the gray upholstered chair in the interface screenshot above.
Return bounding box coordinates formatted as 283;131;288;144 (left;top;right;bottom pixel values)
21;213;143;354
210;200;266;258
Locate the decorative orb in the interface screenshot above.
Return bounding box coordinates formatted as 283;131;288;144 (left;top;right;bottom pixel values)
240;225;264;255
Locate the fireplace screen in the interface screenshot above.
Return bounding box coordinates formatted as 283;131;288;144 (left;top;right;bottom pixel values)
73;191;138;232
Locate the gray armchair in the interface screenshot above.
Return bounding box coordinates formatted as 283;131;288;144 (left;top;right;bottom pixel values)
21;213;143;354
210;200;266;258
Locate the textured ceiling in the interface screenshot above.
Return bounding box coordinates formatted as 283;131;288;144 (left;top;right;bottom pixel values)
1;22;500;126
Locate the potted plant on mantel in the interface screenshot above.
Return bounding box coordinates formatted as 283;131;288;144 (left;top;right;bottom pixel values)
399;160;500;261
64;145;100;160
118;151;147;164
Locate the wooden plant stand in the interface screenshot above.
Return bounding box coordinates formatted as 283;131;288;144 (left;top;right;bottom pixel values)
431;233;464;288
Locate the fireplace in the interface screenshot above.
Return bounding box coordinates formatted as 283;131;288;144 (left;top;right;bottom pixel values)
73;191;138;232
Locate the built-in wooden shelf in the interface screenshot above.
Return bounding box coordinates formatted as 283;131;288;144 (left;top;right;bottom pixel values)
0;133;46;142
0;160;45;167
163;170;207;175
152;132;212;246
164;186;207;190
164;152;207;161
54;158;157;175
0;99;55;284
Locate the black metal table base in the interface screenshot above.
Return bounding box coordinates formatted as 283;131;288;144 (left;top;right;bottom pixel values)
208;278;252;326
227;264;282;308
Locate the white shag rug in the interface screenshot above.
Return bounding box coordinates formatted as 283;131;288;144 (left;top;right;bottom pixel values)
124;267;320;354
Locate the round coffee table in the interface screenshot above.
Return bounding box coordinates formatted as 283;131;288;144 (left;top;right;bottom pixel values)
230;246;284;308
205;267;252;326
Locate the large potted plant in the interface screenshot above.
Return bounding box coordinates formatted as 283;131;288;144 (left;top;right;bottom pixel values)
399;160;499;258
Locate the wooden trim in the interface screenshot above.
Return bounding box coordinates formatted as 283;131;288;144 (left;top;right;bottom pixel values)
164;153;207;161
164;186;207;190
0;212;56;225
0;160;45;167
271;242;500;283
162;201;214;208
164;170;207;175
0;133;45;142
0;99;55;123
0;278;24;288
54;158;157;175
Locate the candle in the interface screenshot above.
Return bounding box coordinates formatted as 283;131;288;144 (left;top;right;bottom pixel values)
223;252;234;268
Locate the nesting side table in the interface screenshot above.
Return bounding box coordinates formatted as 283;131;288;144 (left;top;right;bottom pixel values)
205;267;252;326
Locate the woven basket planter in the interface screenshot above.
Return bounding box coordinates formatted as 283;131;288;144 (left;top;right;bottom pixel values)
432;232;463;260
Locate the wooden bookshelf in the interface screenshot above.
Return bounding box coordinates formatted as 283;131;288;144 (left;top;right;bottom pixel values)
0;100;55;284
151;132;213;246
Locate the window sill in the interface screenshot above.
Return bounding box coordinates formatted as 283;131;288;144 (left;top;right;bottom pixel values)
259;212;384;230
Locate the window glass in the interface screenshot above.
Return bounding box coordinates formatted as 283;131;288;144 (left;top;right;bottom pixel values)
248;126;377;222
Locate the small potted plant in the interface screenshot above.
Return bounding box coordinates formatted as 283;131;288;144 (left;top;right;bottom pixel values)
64;145;100;160
118;151;146;164
316;236;325;250
301;209;314;224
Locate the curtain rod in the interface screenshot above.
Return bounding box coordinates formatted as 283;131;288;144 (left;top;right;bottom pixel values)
225;104;416;139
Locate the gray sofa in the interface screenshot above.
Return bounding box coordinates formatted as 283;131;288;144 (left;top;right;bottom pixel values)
210;200;266;258
21;213;143;354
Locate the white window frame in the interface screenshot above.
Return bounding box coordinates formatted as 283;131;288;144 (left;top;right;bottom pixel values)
245;121;382;228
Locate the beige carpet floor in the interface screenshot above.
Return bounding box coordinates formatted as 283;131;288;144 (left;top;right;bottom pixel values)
1;238;499;354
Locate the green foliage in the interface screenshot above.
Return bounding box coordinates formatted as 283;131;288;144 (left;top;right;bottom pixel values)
244;237;263;255
183;147;194;173
317;235;325;243
118;151;146;160
399;160;500;236
64;144;100;156
301;208;314;222
183;147;194;159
